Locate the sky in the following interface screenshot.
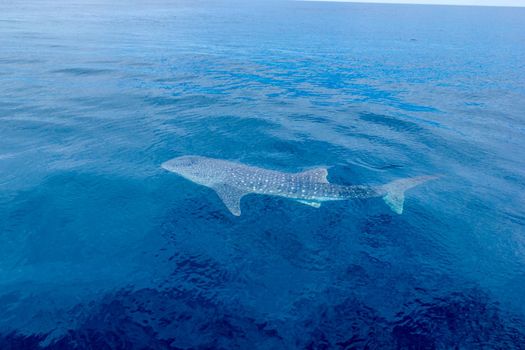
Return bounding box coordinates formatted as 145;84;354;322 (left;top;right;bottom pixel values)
308;0;525;6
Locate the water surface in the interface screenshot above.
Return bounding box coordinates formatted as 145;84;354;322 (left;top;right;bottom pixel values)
1;0;525;348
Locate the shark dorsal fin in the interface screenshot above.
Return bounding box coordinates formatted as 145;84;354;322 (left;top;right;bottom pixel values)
212;183;247;216
296;168;329;183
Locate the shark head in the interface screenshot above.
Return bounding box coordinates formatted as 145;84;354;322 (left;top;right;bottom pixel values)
161;155;218;185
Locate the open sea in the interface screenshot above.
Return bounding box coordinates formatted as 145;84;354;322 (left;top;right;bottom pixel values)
1;0;525;348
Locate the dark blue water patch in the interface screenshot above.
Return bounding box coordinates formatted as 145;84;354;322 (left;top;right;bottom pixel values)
145;95;220;112
0;58;44;65
65;94;144;112
359;113;426;134
1;285;524;349
391;289;525;349
51;68;116;76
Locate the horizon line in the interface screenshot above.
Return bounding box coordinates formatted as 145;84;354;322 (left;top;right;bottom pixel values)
298;0;525;8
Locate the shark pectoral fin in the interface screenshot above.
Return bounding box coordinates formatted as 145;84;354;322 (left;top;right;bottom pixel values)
296;200;321;208
296;168;329;183
383;192;404;215
212;184;247;216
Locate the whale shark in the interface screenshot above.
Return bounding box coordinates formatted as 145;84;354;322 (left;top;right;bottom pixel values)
162;156;437;216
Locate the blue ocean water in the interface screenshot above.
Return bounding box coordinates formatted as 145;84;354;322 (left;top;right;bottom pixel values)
1;0;525;348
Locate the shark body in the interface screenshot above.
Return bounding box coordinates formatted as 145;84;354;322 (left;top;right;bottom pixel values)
162;155;437;216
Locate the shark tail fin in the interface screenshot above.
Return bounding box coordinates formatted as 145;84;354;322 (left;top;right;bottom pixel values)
381;175;439;214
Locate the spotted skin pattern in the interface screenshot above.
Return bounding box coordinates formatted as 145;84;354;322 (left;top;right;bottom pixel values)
162;156;437;216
